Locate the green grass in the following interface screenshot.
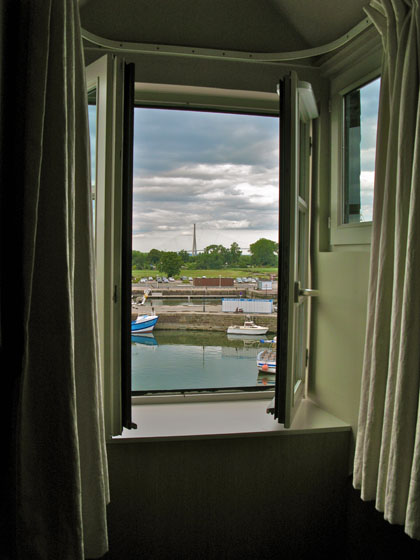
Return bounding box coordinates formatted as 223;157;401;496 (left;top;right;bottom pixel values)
131;267;277;280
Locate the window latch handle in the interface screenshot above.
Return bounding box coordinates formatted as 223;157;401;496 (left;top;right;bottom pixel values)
299;288;319;297
294;282;319;303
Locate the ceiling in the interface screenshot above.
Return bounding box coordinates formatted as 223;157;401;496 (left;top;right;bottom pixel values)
79;0;372;56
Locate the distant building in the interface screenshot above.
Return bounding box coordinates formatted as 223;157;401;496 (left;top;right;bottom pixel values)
193;277;234;287
258;280;273;290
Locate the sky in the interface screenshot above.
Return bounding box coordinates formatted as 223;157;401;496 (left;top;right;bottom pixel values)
359;76;381;222
131;109;279;253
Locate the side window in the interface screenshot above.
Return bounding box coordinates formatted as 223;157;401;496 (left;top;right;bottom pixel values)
343;77;380;225
330;72;381;246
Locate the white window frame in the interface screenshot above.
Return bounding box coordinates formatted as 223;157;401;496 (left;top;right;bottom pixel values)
86;71;317;427
134;82;279;114
86;55;125;437
330;57;381;246
278;73;318;428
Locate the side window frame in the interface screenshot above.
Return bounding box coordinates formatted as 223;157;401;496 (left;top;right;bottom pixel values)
86;54;126;437
330;63;381;247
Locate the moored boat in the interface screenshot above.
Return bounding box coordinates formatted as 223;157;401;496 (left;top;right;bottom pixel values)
131;314;159;335
256;337;276;373
227;319;268;336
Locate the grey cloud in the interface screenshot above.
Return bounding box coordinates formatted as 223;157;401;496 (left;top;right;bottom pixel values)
133;108;278;175
131;108;278;251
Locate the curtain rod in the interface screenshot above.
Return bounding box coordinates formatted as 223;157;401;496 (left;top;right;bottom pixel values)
81;17;372;63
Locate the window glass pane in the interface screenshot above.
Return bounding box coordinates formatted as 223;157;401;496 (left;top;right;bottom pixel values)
131;108;279;393
343;77;380;223
293;302;306;392
293;209;307;393
88;87;97;232
299;120;310;200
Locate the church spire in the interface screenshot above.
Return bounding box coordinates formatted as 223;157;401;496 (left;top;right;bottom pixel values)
192;223;197;256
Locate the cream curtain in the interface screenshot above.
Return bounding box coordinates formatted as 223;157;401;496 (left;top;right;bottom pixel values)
12;1;109;558
354;0;420;540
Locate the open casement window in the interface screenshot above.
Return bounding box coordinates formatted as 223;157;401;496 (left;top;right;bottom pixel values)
86;54;135;437
274;71;318;428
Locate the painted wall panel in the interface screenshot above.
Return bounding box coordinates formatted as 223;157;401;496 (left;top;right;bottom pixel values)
309;251;370;450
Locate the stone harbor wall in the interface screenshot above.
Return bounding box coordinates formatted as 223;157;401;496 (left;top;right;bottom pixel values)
131;310;277;333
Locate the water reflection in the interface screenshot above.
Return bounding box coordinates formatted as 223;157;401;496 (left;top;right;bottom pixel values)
131;329;275;392
131;334;157;346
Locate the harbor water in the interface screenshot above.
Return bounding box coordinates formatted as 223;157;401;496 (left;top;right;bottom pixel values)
131;330;275;392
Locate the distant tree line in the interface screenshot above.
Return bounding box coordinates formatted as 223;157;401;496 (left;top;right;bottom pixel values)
132;238;278;277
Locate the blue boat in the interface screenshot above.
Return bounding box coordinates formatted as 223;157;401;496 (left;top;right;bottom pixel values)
131;314;159;335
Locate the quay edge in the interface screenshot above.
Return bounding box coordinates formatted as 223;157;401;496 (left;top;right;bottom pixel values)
131;310;277;333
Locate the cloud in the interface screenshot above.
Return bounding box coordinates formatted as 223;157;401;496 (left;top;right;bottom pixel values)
361;147;377;172
133;108;279;175
360;77;380;160
131;108;279;252
360;171;375;221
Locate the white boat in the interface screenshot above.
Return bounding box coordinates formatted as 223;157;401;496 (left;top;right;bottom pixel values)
226;319;268;336
256;337;276;373
131;314;159;335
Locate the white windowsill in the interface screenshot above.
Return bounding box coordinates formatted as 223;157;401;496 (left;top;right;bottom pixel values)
110;398;350;443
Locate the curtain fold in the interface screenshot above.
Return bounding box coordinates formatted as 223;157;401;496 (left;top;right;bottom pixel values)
9;1;109;558
354;0;420;540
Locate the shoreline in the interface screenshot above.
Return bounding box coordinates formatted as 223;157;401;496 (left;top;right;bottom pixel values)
131;305;277;333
